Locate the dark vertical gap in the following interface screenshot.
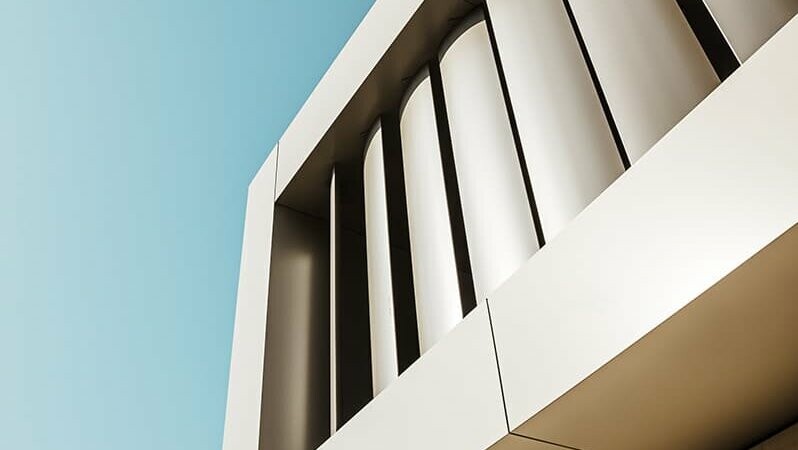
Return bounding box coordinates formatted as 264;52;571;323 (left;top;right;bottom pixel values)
380;111;421;374
676;0;740;81
332;164;373;429
561;0;632;170
427;60;478;317
482;4;547;248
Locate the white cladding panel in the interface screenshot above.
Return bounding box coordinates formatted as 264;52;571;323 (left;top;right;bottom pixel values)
438;11;538;302
489;18;798;431
487;0;624;240
569;0;719;163
222;149;277;450
318;304;507;450
400;69;463;354
363;124;400;395
704;0;798;61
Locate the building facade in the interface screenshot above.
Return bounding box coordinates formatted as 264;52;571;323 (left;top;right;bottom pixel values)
223;1;798;449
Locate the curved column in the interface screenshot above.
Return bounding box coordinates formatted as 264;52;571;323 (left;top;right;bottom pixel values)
485;0;625;241
399;68;463;354
568;0;720;163
704;0;798;62
363;122;399;395
437;10;539;302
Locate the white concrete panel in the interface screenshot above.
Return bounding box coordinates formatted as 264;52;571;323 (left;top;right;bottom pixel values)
489;17;798;431
363;123;400;395
705;0;798;62
222;148;277;450
329;171;337;434
438;11;538;303
569;0;719;163
400;69;463;354
486;0;624;240
276;0;426;196
318;304;507;450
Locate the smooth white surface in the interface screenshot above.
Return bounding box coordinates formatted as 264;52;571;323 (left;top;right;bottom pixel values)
400;68;463;354
705;0;798;61
318;303;508;450
487;0;624;240
276;0;425;196
489;17;798;431
438;12;538;303
329;171;337;434
569;0;719;163
363;123;400;395
222;149;277;450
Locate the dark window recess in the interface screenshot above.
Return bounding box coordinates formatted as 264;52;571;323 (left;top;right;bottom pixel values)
332;165;373;429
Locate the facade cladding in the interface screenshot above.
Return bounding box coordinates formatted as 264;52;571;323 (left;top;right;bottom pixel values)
223;1;798;449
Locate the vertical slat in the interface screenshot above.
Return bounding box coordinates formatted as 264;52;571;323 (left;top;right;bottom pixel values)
485;0;626;242
329;171;338;434
568;0;720;163
703;0;798;62
437;9;539;302
363;123;400;395
399;68;465;353
380;112;421;375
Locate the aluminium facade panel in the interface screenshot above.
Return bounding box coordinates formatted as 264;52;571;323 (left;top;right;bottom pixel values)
489;16;798;434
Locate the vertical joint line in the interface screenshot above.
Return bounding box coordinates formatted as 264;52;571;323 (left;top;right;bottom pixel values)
485;299;511;433
561;0;631;170
483;3;547;248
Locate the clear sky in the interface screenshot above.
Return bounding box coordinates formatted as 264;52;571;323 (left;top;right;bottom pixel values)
0;1;375;448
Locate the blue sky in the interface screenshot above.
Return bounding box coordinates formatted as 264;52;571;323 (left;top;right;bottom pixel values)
0;1;374;448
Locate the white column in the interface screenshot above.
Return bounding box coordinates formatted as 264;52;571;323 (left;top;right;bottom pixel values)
400;68;463;354
569;0;720;163
437;10;538;303
329;170;337;434
363;121;400;395
486;0;625;241
704;0;798;62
